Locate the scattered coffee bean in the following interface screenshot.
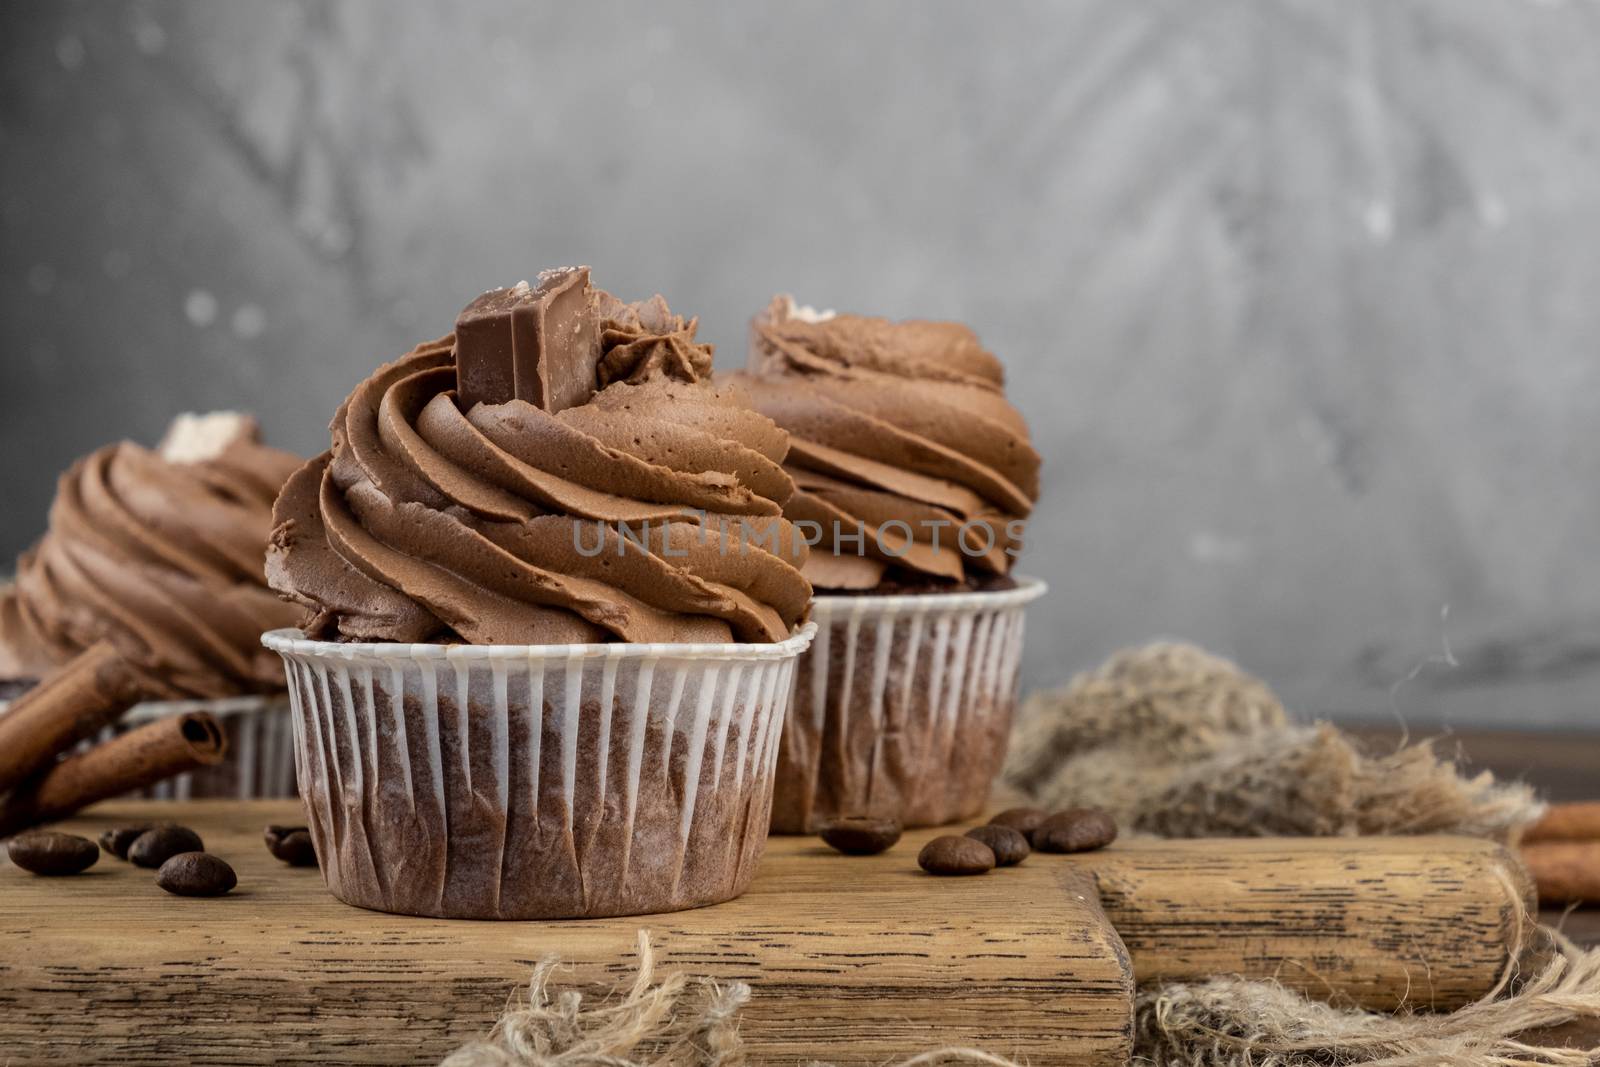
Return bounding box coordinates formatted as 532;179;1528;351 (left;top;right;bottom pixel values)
7;831;99;876
99;825;155;860
1032;808;1118;853
918;835;996;876
155;852;236;897
128;825;204;868
989;807;1050;840
264;825;318;867
819;816;902;855
965;824;1030;866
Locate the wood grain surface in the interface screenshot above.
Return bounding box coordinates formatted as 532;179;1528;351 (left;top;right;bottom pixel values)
0;800;1135;1067
1074;835;1539;1011
0;801;1541;1063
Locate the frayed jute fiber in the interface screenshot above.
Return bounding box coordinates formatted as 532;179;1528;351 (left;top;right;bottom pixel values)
1003;642;1544;842
440;931;1019;1067
442;643;1597;1067
1135;928;1600;1067
442;928;1600;1067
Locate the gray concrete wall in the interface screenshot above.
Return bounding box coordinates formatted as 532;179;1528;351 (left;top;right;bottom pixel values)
3;0;1598;729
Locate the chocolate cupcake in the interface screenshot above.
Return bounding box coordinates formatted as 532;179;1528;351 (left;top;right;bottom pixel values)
262;268;815;920
741;297;1045;833
0;412;303;798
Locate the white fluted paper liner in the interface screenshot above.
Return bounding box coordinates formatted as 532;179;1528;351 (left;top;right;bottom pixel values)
262;624;816;920
770;578;1046;834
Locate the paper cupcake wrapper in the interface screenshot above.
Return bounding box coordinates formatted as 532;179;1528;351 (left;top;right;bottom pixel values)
263;625;816;920
770;578;1046;833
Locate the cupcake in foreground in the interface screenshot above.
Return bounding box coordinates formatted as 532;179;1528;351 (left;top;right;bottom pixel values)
740;296;1045;832
0;412;303;800
262;267;814;920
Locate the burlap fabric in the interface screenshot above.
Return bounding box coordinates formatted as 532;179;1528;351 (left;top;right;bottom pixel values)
1005;643;1541;841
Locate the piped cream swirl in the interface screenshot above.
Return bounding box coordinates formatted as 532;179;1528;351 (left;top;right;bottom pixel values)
0;419;302;697
739;296;1040;591
267;295;810;646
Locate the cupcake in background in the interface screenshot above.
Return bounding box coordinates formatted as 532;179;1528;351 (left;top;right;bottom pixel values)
0;412;303;798
740;295;1045;832
263;267;814;920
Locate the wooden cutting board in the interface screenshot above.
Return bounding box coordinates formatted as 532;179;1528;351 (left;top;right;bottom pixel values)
0;800;1535;1066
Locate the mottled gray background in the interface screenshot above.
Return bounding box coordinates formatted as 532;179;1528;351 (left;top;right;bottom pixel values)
3;0;1598;729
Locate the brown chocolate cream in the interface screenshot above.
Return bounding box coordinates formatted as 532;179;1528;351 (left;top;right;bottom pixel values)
0;413;303;697
267;268;811;645
737;296;1040;591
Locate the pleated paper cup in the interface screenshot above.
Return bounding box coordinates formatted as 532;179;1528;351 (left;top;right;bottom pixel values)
770;578;1046;834
262;624;816;920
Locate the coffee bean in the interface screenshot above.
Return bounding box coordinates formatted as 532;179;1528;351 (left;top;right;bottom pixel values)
819;816;902;856
128;825;204;868
1033;808;1118;853
989;807;1049;839
264;825;318;867
918;835;995;876
965;824;1030;866
99;824;156;860
7;831;99;876
155;852;236;897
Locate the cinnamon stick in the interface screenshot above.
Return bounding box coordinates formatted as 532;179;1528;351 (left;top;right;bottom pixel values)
0;711;226;837
1521;841;1600;904
0;641;154;793
1523;801;1600;844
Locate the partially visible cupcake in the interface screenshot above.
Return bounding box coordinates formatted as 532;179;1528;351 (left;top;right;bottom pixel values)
740;296;1045;832
263;267;814;920
0;412;302;798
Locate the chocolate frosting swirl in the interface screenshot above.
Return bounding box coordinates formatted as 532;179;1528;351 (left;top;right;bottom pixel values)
740;296;1040;590
267;289;810;646
595;292;714;388
0;419;303;697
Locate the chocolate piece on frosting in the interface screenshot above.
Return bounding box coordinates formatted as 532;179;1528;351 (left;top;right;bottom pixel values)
454;267;600;413
156;411;257;464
